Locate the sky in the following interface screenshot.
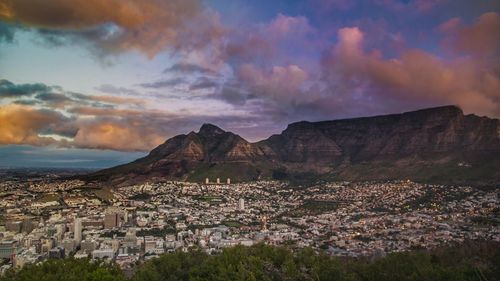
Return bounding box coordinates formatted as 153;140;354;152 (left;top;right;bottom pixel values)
0;0;499;168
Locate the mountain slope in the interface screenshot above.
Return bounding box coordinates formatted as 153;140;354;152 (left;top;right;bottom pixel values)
87;106;500;185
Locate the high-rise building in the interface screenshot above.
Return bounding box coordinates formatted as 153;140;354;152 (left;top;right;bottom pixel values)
56;224;66;239
104;212;120;229
123;211;129;224
80;240;96;253
205;178;209;184
123;229;138;248
74;218;82;244
217;178;220;184
48;247;65;259
238;198;245;211
22;218;35;234
61;239;75;253
260;215;268;231
5;221;22;233
0;241;18;260
227;178;231;184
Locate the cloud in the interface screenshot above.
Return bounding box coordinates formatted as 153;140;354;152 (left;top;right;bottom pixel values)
87;95;145;106
71;118;166;151
12;99;39;106
0;0;223;57
265;14;314;39
209;13;500;124
320;23;500;117
1;79;145;109
237;63;310;103
35;92;73;107
0;80;174;151
140;78;186;89
217;83;249;106
95;84;141;96
0;104;68;146
0;79;51;98
189;77;217;91
0;102;178;152
375;0;447;12
439;12;500;57
163;63;220;76
0;22;15;42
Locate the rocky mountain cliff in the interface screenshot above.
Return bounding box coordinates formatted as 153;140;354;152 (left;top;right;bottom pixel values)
88;106;500;186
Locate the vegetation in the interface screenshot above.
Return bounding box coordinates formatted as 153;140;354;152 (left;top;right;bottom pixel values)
221;220;244;228
102;230;126;238
0;258;125;281
129;193;152;201
93;187;115;202
36;193;59;203
137;226;176;237
2;242;499;281
290;200;339;216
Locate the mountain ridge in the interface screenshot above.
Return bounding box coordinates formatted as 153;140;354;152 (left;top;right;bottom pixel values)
87;105;500;186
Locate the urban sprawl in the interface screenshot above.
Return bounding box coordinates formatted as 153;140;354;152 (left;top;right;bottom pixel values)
0;176;498;274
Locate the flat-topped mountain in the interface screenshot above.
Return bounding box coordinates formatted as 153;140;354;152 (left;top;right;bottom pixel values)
88;106;500;185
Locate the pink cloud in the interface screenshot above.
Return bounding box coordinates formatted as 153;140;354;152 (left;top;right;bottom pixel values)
238;63;311;103
265;14;314;38
321;22;500;117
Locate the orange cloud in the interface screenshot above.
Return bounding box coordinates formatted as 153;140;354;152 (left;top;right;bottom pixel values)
72;119;166;151
0;104;64;146
439;12;500;57
0;0;222;57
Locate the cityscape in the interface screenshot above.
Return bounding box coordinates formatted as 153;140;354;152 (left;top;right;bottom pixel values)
1;172;498;274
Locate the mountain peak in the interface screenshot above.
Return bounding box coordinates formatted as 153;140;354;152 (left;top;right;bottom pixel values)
199;123;225;136
407;105;463;116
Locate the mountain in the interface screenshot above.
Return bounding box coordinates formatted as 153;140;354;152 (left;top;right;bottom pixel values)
87;105;500;186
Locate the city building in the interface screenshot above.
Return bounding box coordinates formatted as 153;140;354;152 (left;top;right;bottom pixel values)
0;241;18;260
74;218;82;244
48;247;65;259
104;212;121;229
238;198;245;211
